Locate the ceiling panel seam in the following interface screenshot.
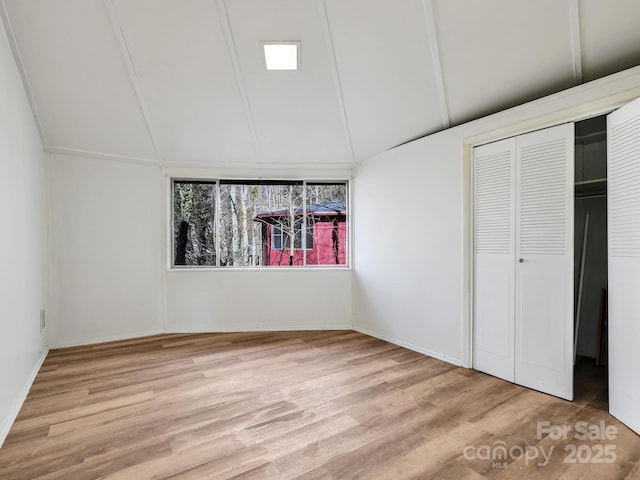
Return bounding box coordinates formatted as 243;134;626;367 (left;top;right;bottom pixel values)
0;0;47;146
316;0;356;164
215;0;262;164
568;0;583;85
46;145;161;166
162;159;354;170
104;0;162;162
421;0;450;129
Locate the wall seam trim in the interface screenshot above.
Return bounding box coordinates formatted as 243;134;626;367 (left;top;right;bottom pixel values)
103;0;163;162
568;0;583;85
215;0;262;163
421;0;451;129
317;0;357;164
0;0;48;146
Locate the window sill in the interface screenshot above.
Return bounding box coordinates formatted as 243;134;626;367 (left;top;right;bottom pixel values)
167;265;352;273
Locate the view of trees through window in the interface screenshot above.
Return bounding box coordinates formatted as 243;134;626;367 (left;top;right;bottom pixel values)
173;180;348;267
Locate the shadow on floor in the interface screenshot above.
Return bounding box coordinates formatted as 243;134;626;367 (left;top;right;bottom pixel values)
574;355;608;411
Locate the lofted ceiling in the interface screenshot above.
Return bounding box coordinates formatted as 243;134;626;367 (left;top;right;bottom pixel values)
2;0;640;168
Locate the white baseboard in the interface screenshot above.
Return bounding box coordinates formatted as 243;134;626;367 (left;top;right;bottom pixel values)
353;325;463;367
50;325;353;349
0;347;49;448
164;324;352;334
49;329;165;349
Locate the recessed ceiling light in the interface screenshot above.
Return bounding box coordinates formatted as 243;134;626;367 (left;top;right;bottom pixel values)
262;42;300;71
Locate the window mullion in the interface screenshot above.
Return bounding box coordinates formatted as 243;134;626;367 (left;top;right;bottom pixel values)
303;181;307;266
288;186;294;263
215;180;220;267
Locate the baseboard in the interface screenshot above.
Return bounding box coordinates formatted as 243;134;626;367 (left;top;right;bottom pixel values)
353;325;463;367
50;325;353;349
49;329;165;349
0;347;49;448
164;324;352;334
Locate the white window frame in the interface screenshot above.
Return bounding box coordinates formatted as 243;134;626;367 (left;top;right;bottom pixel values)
168;177;350;270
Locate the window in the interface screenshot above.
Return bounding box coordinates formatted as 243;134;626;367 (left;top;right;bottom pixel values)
173;181;216;266
271;223;313;251
172;180;348;267
272;225;285;251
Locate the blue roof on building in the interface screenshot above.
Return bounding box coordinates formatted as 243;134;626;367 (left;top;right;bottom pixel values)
256;201;346;218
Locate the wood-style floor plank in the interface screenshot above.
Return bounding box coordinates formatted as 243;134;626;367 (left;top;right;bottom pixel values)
0;331;639;479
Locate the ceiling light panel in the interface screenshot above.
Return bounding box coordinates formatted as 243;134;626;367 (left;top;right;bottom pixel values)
263;42;300;70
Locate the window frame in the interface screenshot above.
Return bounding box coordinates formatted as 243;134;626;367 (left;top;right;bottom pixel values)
271;224;285;251
169;178;350;270
271;222;314;251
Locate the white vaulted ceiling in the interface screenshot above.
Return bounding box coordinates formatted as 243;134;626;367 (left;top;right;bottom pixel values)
2;0;640;167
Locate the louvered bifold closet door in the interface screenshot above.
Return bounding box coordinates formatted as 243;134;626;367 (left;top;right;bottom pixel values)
514;124;574;401
607;98;640;436
473;138;516;382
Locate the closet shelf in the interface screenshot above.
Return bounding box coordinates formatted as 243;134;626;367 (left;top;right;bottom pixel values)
575;178;607;198
575;178;607;186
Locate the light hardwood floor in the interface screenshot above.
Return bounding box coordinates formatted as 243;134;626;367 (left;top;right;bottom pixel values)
0;331;639;479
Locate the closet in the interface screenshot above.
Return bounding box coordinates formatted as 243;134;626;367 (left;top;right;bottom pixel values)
472;97;640;437
574;115;608;406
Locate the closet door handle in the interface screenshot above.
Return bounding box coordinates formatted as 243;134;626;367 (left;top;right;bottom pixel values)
519;258;524;263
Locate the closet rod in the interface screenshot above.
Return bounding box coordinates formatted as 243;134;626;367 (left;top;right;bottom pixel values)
575;178;607;186
575;194;607;200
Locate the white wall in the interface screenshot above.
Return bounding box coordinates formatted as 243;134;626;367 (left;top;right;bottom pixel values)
47;158;352;347
0;19;48;445
47;154;164;346
46;66;640;359
353;129;464;364
166;269;351;331
353;66;640;367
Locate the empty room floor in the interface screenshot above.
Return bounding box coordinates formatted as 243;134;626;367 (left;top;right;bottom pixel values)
0;331;639;479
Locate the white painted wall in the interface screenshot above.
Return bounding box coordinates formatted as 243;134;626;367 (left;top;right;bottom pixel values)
166;269;351;332
353;67;640;367
47;154;164;347
353;129;464;365
0;19;48;445
47;157;352;347
163;167;353;333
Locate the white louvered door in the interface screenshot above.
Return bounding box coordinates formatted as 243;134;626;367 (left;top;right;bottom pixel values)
473;138;516;382
514;124;574;400
473;124;573;400
607;98;640;435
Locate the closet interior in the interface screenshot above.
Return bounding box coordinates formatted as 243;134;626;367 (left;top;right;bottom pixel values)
574;115;608;409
